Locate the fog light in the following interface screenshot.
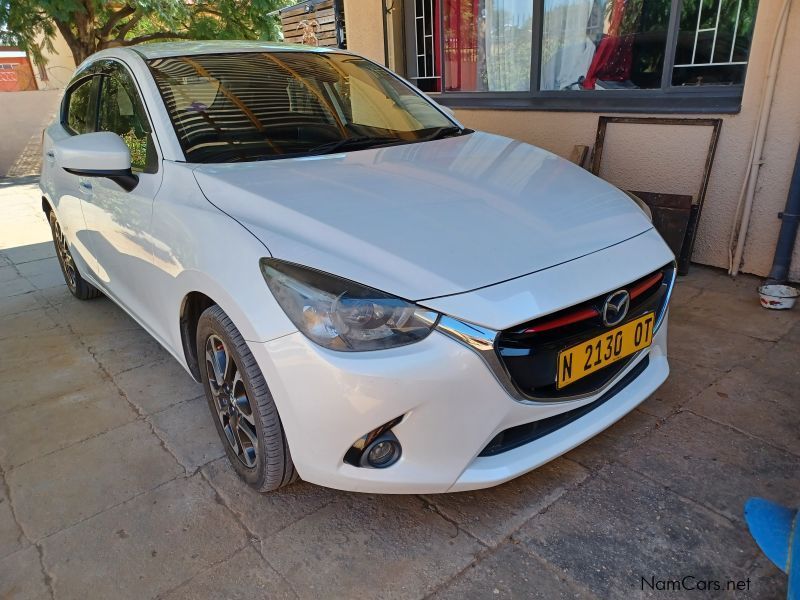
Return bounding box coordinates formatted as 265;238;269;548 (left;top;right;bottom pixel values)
368;441;395;465
361;433;401;468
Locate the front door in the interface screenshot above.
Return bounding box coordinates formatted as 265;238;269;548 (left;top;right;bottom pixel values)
79;59;164;330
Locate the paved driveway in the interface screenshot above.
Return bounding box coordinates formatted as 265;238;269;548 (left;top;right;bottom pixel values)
0;177;797;599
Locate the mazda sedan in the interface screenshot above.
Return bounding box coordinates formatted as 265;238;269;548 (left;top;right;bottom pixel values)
40;41;674;493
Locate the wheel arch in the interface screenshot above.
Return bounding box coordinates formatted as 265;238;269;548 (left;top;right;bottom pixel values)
179;291;217;381
42;195;53;216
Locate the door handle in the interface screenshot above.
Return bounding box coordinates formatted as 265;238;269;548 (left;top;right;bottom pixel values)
46;150;55;158
79;180;93;193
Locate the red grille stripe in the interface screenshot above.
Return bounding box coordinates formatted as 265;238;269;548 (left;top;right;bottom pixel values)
629;272;664;300
523;306;600;334
523;271;664;335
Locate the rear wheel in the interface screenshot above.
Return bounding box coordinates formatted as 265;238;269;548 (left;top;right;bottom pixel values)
197;305;296;491
48;211;101;300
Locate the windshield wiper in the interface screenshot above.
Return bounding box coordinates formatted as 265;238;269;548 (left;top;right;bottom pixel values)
418;126;472;142
308;135;403;156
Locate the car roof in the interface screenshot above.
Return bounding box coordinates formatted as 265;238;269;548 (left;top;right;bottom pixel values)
126;40;344;60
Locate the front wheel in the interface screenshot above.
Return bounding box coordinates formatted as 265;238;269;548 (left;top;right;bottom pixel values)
197;305;296;491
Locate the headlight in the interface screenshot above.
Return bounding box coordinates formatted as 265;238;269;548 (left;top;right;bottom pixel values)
260;259;440;351
624;190;653;221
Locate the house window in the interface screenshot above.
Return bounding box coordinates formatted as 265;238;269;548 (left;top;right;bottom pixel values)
403;0;759;112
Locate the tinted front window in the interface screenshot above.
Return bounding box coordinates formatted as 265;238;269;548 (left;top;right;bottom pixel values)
97;65;154;171
148;52;457;163
65;77;95;135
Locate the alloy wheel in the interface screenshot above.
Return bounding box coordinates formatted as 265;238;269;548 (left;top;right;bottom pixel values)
205;334;259;468
53;220;77;292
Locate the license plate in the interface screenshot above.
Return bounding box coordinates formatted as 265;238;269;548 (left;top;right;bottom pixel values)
557;312;655;389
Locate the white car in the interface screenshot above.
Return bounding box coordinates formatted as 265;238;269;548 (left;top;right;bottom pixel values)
41;41;674;494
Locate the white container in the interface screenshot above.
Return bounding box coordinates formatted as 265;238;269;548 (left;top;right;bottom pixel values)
758;284;800;310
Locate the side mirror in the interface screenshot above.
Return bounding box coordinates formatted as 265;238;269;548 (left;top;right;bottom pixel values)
55;132;139;192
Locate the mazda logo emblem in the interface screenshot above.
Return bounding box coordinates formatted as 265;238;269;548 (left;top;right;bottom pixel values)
602;290;630;327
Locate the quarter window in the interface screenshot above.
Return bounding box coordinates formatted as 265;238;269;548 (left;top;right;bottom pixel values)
64;77;96;135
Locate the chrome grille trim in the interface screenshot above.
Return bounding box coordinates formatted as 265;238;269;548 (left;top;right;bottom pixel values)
436;262;676;405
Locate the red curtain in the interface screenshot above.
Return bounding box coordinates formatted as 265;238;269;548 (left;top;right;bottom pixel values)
443;0;481;91
582;0;634;90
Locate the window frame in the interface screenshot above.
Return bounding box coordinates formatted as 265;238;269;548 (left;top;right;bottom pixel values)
94;59;159;174
408;0;756;113
61;58;161;174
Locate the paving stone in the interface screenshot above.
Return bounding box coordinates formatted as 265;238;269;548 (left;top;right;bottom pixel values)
33;284;75;307
0;289;45;318
432;542;593;600
162;545;297;600
260;493;484;599
1;241;56;265
743;339;800;399
150;397;224;474
0;307;59;340
637;357;724;418
0;379;138;468
0;545;50;600
0;475;27;560
83;329;166;375
619;411;800;523
48;296;141;337
668;281;701;307
784;320;800;345
0;265;19;283
741;556;788;599
680;267;761;302
42;476;248;600
202;458;337;539
564;409;660;472
8;420;183;540
687;366;800;456
667;320;772;372
16;256;66;290
0;275;34;298
423;458;589;546
0;334;104;415
114;357;203;414
670;288;798;342
515;465;754;600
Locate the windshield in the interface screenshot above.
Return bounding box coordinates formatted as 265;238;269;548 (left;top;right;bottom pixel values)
147;51;462;163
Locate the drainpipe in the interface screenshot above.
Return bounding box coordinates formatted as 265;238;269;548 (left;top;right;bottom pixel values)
382;0;390;67
765;142;800;285
729;0;792;276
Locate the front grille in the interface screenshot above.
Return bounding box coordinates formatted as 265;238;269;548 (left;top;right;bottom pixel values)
495;262;674;400
479;356;650;457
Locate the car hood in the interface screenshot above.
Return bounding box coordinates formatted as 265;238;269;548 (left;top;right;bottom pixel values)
192;131;653;301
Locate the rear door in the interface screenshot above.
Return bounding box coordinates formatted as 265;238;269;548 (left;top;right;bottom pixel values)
42;71;100;279
79;59;164;326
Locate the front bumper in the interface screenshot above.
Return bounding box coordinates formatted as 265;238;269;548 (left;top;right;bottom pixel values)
248;313;669;494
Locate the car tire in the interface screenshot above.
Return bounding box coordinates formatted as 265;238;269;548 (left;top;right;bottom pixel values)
197;305;297;491
48;211;102;300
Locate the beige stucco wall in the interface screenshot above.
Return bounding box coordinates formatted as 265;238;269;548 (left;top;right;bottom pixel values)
33;29;75;90
348;0;800;281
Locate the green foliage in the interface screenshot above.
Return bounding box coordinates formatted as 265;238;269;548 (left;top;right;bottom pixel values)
1;0;293;67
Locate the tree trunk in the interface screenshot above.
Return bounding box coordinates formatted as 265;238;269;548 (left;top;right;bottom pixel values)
54;0;97;67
